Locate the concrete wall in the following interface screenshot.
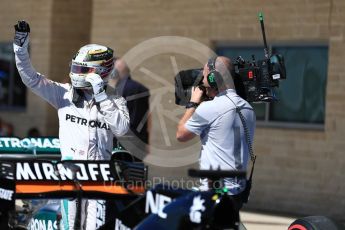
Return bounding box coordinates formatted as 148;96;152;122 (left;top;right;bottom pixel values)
1;0;344;220
0;0;53;137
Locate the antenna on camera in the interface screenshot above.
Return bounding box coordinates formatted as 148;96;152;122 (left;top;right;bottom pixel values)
259;12;269;59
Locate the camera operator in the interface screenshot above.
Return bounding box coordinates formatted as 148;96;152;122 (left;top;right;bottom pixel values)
176;56;256;210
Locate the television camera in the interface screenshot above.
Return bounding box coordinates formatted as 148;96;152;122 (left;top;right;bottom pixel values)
175;13;286;105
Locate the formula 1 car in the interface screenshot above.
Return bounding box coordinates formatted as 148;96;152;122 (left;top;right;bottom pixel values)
2;137;344;230
17;170;246;230
106;169;246;230
0;137;246;230
0;137;146;230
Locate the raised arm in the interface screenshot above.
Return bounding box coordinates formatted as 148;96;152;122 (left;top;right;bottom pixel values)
13;21;67;109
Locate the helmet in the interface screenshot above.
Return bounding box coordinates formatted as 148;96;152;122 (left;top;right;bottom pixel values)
69;44;115;88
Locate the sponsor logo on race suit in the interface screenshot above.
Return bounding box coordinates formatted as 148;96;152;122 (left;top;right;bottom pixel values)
145;190;172;219
65;114;110;130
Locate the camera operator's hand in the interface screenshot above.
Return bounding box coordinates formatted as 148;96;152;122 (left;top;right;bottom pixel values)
85;73;107;103
190;86;204;104
14;20;30;47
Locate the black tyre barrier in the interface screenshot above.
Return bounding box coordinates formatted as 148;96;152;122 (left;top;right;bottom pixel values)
288;216;344;230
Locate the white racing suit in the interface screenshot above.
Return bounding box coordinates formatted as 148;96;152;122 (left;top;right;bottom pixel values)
14;44;130;230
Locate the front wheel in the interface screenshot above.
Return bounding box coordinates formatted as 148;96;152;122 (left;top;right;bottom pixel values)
288;216;343;230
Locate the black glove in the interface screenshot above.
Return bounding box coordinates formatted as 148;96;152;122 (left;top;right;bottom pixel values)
14;20;30;47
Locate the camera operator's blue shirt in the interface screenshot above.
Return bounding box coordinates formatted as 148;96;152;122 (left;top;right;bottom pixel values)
185;89;255;194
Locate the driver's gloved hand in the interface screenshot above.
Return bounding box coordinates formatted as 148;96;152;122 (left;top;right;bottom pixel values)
85;73;108;103
14;20;30;47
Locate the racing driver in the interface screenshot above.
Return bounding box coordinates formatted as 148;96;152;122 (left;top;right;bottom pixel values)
13;21;130;229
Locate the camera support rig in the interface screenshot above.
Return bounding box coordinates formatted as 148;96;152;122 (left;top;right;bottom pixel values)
233;12;286;103
259;12;269;60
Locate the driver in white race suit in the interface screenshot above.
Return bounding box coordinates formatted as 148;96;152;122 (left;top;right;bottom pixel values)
13;21;130;230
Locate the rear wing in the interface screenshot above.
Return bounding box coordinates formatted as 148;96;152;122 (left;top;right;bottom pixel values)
0;137;61;160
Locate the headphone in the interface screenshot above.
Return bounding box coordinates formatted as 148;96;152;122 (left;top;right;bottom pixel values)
207;57;223;89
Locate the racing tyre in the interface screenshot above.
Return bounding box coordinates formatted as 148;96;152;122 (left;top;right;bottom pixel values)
288;216;343;230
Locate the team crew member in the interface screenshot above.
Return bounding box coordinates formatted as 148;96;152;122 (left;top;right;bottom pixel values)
13;21;129;229
112;59;150;159
176;56;255;210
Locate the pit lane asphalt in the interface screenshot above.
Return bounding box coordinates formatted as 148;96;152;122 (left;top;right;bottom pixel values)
240;210;297;230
